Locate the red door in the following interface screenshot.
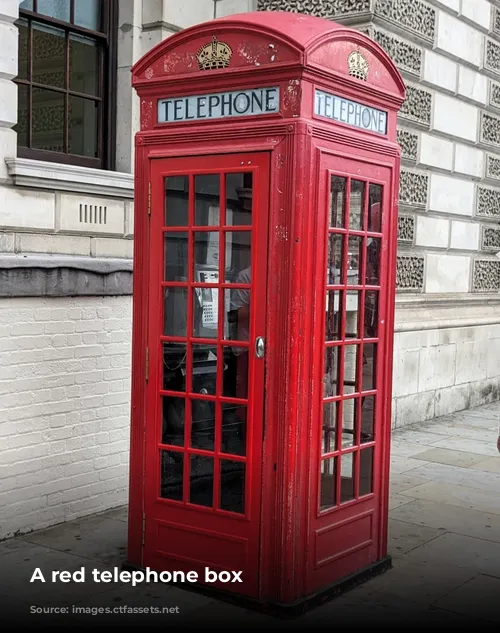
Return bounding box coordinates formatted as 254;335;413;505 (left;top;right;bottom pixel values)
144;153;269;598
307;152;393;593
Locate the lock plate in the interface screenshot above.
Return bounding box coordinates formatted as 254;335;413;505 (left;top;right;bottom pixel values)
255;336;265;359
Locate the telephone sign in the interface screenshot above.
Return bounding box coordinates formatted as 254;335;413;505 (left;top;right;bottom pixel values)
314;89;388;135
158;86;280;123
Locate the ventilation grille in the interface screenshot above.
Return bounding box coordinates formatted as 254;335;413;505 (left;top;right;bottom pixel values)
79;204;107;225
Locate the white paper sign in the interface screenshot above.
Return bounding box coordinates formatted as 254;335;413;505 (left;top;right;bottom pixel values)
315;89;388;135
158;87;280;123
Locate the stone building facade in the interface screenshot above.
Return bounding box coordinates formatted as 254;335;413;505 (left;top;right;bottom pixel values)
0;0;499;538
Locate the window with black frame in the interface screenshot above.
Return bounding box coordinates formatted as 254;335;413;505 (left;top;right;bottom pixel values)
14;0;117;169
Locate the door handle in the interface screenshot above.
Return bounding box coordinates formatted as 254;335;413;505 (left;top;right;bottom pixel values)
255;336;265;359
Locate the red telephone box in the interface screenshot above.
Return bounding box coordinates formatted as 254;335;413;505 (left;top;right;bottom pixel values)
128;10;405;611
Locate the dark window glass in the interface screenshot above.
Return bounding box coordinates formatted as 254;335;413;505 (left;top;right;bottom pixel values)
14;1;115;169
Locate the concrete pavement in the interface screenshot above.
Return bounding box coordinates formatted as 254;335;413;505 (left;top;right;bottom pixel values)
1;402;499;628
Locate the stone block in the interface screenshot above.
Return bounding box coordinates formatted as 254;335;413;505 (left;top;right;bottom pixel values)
215;0;254;18
433;0;460;12
486;337;500;379
16;233;92;257
436;10;483;67
422;50;457;92
0;77;17;127
0;127;16;180
164;0;214;29
0;232;14;252
457;66;488;105
455;340;489;384
418;133;453;170
56;193;126;236
0;21;17;80
432;93;478;142
425;253;471;293
460;0;492;31
449;220;480;250
91;237;134;259
394;391;436;428
454;143;484;178
0;0;18;22
395;329;440;350
392;348;419;397
429;174;475;216
418;343;456;392
0;186;55;230
125;201;134;237
434;382;472;417
415;216;449;248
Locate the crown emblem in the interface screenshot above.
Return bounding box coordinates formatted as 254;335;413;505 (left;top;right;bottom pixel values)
197;36;232;71
348;49;369;81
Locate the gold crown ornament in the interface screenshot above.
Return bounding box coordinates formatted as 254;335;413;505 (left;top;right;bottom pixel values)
197;36;232;71
348;49;369;81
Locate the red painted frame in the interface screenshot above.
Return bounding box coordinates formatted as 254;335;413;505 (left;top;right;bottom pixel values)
129;11;405;605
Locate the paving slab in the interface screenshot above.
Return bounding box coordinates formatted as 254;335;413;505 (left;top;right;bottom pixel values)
408;446;488;468
388;519;444;556
100;506;128;523
389;472;430;494
409;461;500;494
0;543;117;607
22;515;127;567
399;480;500;515
434;574;500;624
365;556;476;605
405;532;500;577
390;455;427;474
474;457;500;473
430;437;498;458
389;498;500;543
389;493;415;510
390;440;438;458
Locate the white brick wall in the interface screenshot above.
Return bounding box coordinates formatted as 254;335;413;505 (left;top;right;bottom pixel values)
0;296;132;539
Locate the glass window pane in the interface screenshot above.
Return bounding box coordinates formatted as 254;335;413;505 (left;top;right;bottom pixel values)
320;457;336;510
359;447;374;496
221;402;246;457
68;96;98;157
162;396;184;447
226;173;252;226
347;236;363;285
192;343;217;396
325;290;341;341
194;231;219;274
193;288;218;339
226;231;251;280
340;452;355;503
366;238;381;285
37;0;70;22
368;184;383;233
69;34;98;96
164;232;188;281
190;397;215;452
349;180;365;231
15;84;29;147
327;234;343;285
32;87;64;152
342;398;357;449
163;343;186;392
74;0;101;30
33;23;65;88
343;344;359;396
345;290;361;338
362;343;377;392
220;460;245;514
20;1;34;9
165;176;188;227
324;346;340;398
195;175;220;226
17;19;29;80
226;288;250;342
189;455;214;508
322;402;337;454
160;450;183;501
223;346;248;399
364;291;379;338
361;396;375;444
163;287;187;338
330;176;346;228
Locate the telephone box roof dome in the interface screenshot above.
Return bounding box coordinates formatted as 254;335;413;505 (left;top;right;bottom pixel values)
132;11;405;102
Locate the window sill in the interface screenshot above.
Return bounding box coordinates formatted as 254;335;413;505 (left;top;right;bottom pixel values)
5;158;134;199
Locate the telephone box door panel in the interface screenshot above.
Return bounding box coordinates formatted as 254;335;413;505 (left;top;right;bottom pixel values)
307;153;393;593
144;153;270;598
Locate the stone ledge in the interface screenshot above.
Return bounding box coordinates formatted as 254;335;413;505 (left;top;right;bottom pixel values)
0;254;133;297
5;158;134;199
